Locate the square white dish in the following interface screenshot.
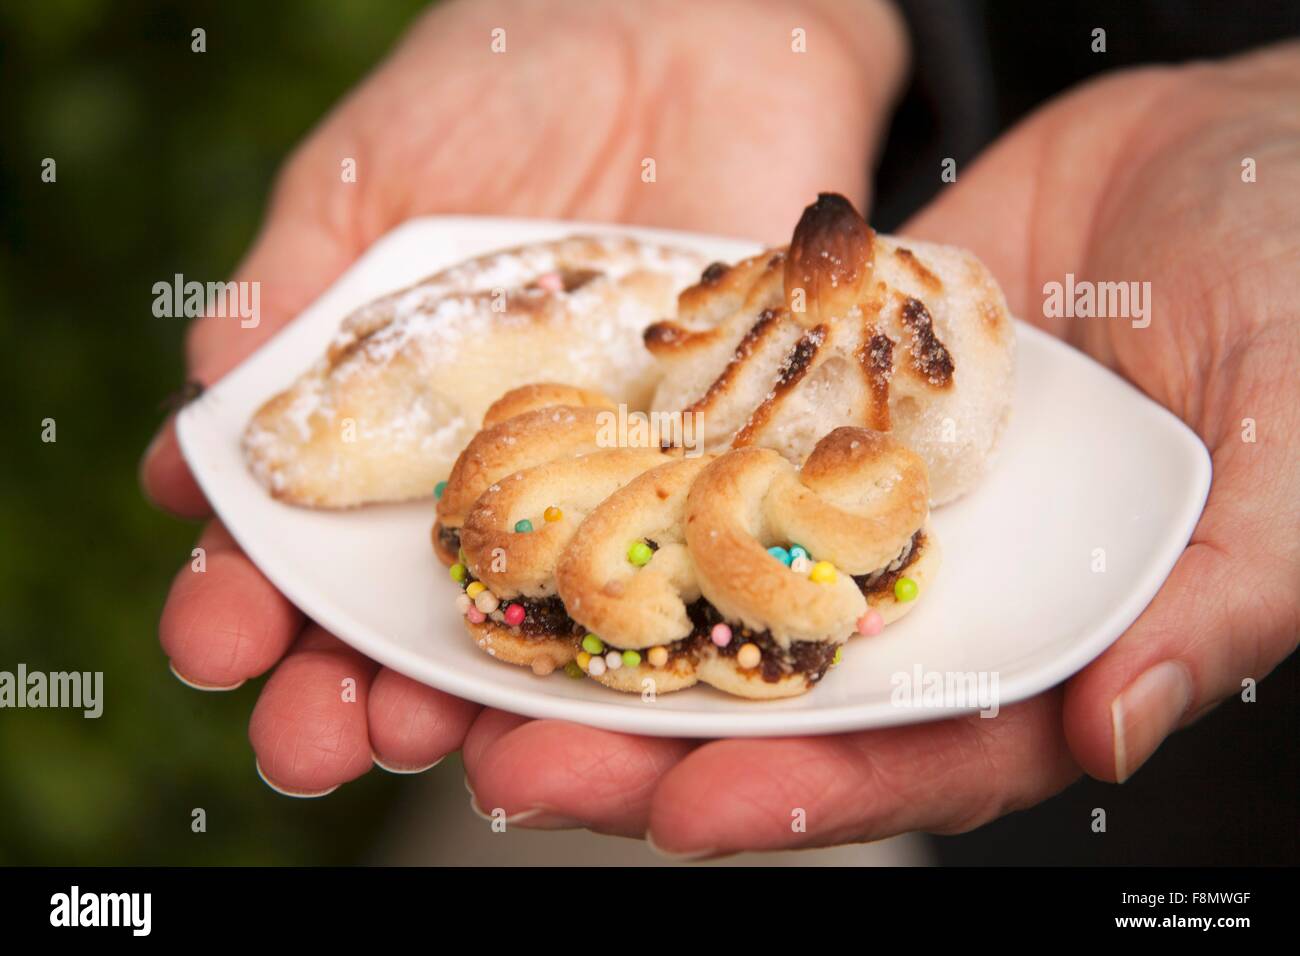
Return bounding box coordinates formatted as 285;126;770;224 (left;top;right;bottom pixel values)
178;216;1211;737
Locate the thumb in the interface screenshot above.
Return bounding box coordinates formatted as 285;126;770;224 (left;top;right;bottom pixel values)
1063;441;1300;782
140;174;356;518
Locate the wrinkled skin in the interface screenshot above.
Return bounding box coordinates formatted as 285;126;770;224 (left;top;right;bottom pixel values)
143;0;1297;855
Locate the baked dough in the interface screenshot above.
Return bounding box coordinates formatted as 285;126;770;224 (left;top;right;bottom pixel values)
646;193;1015;505
244;236;709;507
440;386;937;699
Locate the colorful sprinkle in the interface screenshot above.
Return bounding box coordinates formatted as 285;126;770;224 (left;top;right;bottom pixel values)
514;519;534;533
857;609;885;636
809;560;837;584
627;540;654;566
466;606;486;625
789;544;809;561
449;563;468;584
605;651;623;671
531;657;556;676
647;646;669;668
832;646;843;666
564;661;584;679
587;655;607;677
458;548;466;564
894;576;918;602
466;581;486;599
582;633;605;655
768;545;792;566
543;506;563;523
790;555;812;574
576;651;592;671
622;650;642;668
737;643;762;669
455;593;472;615
434;480;447;499
503;603;526;627
536;272;564;292
711;623;733;648
474;590;500;614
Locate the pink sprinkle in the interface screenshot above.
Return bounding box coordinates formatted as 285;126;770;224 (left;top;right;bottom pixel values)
466;607;487;625
711;623;732;647
503;603;526;627
857;610;884;636
536;272;563;292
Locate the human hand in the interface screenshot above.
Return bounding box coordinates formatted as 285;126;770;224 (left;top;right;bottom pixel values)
142;0;907;794
463;43;1300;854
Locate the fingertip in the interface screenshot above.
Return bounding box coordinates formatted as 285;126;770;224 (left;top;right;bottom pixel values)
159;545;302;686
367;668;479;772
141;417;210;518
466;719;692;837
248;628;379;793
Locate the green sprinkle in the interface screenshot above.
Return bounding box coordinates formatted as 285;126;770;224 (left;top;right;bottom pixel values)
894;576;918;602
434;480;447;499
622;650;642;668
449;563;468;584
627;541;653;566
515;519;534;533
789;544;809;561
582;633;605;655
564;661;584;679
832;646;843;666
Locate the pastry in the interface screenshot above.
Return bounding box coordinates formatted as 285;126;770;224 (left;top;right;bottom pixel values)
243;235;710;507
439;385;937;699
645;192;1015;505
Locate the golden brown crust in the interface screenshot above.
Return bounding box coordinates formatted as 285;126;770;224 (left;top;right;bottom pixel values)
460;447;675;599
464;617;579;671
556;457;715;649
436;404;611;529
646;193;1015;506
481;384;615;428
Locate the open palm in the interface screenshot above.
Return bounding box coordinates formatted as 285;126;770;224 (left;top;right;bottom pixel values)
144;1;1296;853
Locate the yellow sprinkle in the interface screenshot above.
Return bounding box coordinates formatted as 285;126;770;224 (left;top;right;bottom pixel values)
544;506;563;523
809;560;837;584
466;581;486;599
647;646;669;668
576;651;592;671
737;643;762;669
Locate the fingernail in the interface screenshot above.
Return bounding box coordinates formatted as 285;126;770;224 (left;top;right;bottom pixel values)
139;418;174;509
372;752;444;775
1111;661;1193;783
255;759;339;799
507;807;583;830
169;660;246;692
645;829;716;862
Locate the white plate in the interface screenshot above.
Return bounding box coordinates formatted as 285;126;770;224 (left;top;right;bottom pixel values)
178;216;1211;738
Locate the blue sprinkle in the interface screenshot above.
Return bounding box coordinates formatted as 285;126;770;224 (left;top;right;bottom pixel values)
768;546;792;566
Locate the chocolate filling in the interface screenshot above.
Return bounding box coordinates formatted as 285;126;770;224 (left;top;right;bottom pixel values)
458;530;924;683
680;600;838;685
853;529;924;597
511;594;585;643
438;524;461;556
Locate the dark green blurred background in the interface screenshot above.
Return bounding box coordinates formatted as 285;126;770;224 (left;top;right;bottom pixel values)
0;0;431;864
